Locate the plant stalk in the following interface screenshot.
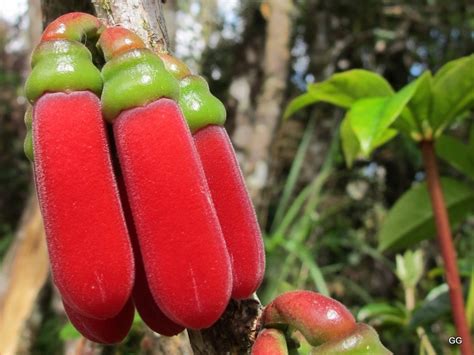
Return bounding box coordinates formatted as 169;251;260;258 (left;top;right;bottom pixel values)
421;141;473;355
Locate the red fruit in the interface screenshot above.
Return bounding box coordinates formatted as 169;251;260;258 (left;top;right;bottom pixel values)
251;329;288;355
116;177;184;337
133;254;185;336
194;125;265;299
261;291;356;346
33;91;134;319
113;98;232;329
63;298;134;344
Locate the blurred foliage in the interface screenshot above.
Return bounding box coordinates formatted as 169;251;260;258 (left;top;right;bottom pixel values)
1;0;474;354
0;18;31;260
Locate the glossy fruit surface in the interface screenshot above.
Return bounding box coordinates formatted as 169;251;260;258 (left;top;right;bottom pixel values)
261;291;356;346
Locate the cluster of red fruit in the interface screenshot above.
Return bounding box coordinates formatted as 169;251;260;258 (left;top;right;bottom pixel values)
26;13;390;354
25;12;264;343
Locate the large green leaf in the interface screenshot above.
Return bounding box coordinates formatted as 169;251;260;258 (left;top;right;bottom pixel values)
379;178;474;251
431;55;474;133
373;128;398;149
283;69;393;118
340;115;398;167
307;69;394;108
436;135;474;180
348;79;418;154
405;71;433;136
283;92;318;119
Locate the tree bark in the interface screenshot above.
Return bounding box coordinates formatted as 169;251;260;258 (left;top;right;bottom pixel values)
232;0;293;224
93;0;170;52
0;194;49;355
40;0;95;27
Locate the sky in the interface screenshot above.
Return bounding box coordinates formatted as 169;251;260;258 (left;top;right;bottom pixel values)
0;0;27;23
0;0;240;61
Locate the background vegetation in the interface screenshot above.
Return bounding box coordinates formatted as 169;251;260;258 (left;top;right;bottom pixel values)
0;0;473;354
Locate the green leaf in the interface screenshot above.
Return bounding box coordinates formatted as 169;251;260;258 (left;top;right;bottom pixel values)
340;121;397;167
348;80;418;154
435;135;474;180
307;69;394;108
284;92;319;119
59;322;81;340
379;178;474;251
340;114;360;167
373;128;398;149
272;116;317;228
467;268;474;329
410;284;450;329
431;55;474;133
405;71;433;136
357;302;407;326
283;69;393;119
393;107;419;139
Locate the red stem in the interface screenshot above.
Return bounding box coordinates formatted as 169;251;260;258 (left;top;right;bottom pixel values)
421;141;473;354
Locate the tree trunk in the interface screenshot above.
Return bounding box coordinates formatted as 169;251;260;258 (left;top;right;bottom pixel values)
0;194;49;355
93;0;170;52
232;0;293;224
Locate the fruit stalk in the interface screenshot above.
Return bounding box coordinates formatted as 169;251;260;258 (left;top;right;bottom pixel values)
421;141;472;355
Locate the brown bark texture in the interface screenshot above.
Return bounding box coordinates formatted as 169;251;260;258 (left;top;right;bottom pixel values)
93;0;170;52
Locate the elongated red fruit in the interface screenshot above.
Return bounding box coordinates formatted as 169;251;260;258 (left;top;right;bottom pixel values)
133;250;185;336
98;28;232;329
63;298;134;344
159;55;266;300
113;99;232;329
251;329;288;355
194;125;265;299
117;177;184;336
33;91;134;319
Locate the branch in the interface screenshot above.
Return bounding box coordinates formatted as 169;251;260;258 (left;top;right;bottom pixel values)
92;0;170;52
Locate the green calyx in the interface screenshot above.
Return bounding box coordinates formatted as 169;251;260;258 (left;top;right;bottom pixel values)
311;324;392;354
24;105;34;161
101;48;180;121
25;40;102;103
178;75;226;133
158;53;191;80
